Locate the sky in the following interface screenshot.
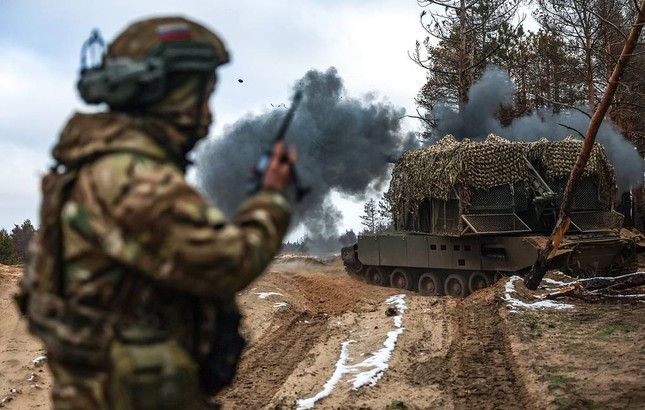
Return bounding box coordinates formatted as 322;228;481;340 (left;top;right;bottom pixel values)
0;0;429;235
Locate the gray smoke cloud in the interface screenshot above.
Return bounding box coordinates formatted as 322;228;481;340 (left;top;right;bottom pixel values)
194;67;418;252
430;67;644;192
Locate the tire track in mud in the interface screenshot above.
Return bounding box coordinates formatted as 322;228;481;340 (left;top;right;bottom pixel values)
219;265;402;409
218;311;328;408
407;292;531;410
447;295;527;410
222;261;533;409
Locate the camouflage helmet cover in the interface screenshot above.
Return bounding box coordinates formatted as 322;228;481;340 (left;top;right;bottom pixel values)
107;16;229;66
102;16;229;143
78;16;229;113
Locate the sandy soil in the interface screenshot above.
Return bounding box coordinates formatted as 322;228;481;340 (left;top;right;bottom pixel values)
1;257;644;409
0;265;51;409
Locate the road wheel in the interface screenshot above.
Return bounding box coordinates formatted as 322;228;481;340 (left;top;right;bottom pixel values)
366;266;390;286
418;272;443;296
468;271;490;294
348;260;365;275
444;273;469;298
390;269;416;291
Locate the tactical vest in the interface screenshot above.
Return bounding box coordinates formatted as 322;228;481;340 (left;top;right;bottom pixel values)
16;160;244;395
16;165;118;366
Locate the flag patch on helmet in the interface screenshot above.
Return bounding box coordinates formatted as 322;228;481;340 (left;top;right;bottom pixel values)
158;23;193;41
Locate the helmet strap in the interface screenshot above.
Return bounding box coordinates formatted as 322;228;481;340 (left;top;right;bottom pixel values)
189;72;210;145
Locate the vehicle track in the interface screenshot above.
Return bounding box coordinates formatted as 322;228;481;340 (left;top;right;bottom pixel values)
218;311;328;408
444;293;531;410
403;292;532;410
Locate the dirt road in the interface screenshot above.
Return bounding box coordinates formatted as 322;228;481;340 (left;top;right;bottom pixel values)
1;257;644;409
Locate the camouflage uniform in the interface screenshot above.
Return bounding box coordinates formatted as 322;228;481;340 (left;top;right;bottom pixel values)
18;17;290;409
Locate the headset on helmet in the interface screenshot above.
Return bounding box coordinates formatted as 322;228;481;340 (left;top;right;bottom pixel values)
77;19;229;109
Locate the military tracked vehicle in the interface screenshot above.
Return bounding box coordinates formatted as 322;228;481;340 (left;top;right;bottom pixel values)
342;135;645;297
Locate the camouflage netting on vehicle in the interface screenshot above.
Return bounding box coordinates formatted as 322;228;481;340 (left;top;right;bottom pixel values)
386;134;616;217
528;137;616;205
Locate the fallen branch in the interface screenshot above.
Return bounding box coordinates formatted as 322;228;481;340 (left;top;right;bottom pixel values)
545;272;645;301
578;272;645;291
545;284;585;300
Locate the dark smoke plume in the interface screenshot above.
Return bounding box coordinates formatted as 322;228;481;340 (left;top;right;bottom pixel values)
430;66;644;192
194;67;417;253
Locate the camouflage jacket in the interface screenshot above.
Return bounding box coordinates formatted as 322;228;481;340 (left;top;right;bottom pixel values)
25;111;290;363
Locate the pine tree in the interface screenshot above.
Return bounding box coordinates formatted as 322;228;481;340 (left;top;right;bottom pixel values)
377;195;393;232
0;228;17;265
412;0;523;137
11;219;36;263
360;199;379;234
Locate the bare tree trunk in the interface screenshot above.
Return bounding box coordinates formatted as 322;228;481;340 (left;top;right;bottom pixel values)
458;0;468;112
635;186;644;231
525;0;645;290
585;35;596;108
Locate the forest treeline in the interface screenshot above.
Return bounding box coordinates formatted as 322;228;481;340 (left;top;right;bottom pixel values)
0;218;358;263
0;219;36;265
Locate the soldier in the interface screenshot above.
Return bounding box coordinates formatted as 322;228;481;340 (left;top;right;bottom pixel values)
16;16;295;409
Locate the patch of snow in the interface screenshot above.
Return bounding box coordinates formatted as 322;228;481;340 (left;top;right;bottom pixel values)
578;272;643;283
603;293;645;299
254;291;283;299
504;277;575;310
296;340;354;410
32;355;47;367
296;294;408;409
553;271;577;280
273;302;289;308
542;278;571;287
349;327;404;389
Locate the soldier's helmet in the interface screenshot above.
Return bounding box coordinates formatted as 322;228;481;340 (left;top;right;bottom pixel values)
78;16;229;138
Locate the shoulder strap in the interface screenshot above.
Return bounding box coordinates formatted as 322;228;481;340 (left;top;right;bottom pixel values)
16;165;78;313
36;166;79;293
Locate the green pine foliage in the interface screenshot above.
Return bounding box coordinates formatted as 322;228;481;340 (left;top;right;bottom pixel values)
11;219;36;263
0;219;38;265
0;228;17;265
